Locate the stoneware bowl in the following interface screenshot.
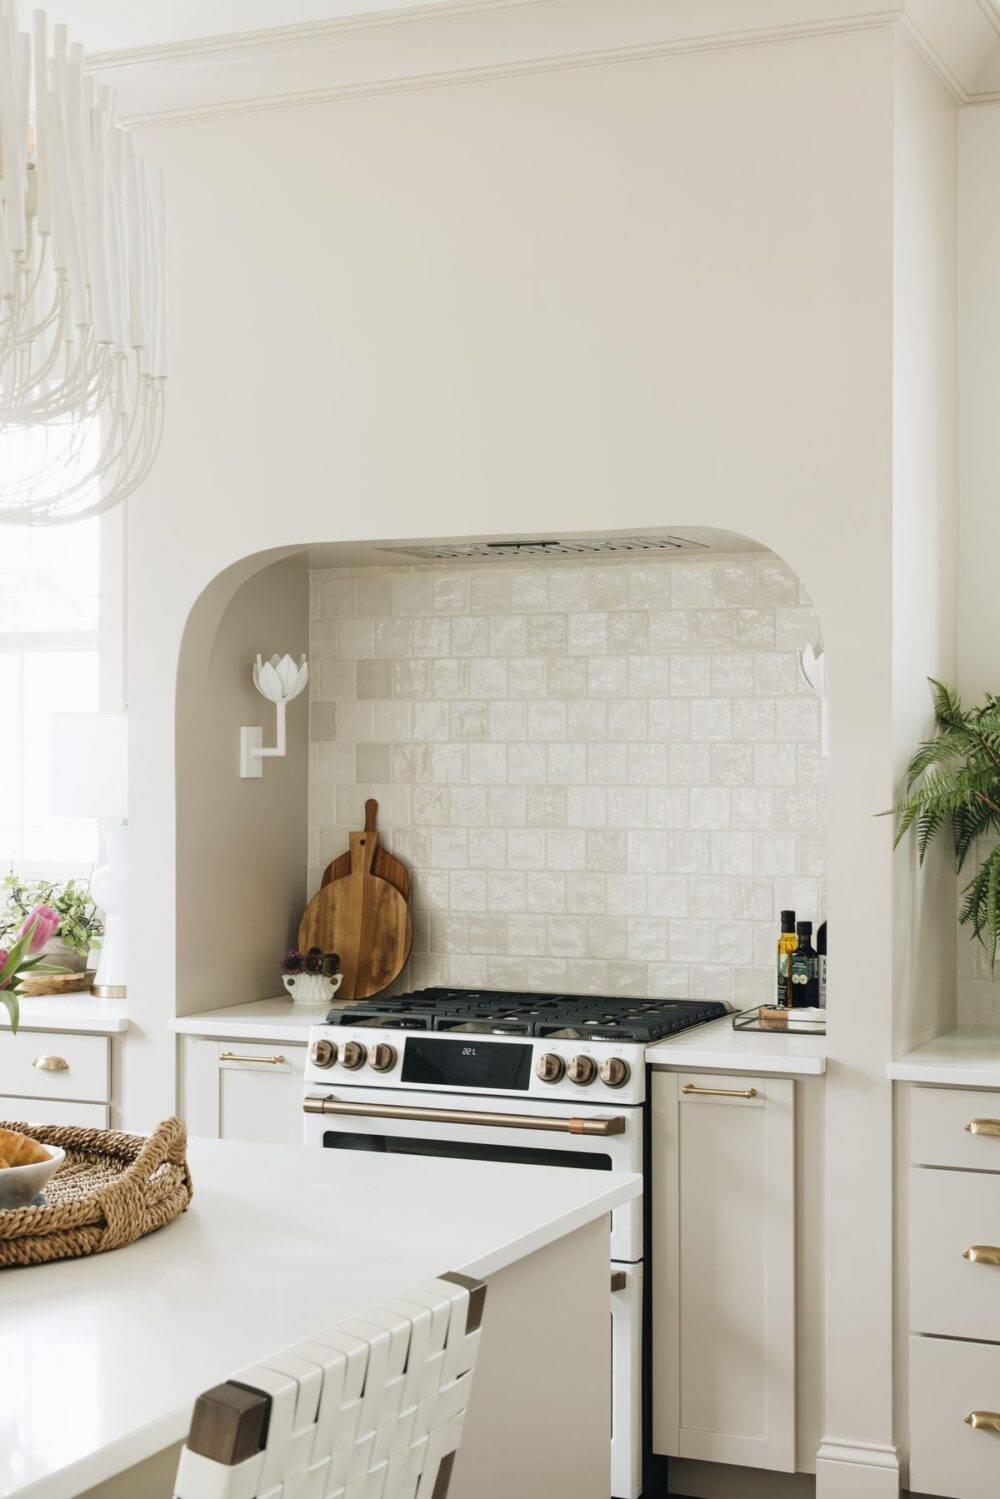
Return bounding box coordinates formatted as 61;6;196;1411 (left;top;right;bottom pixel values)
0;1145;65;1210
283;971;343;1007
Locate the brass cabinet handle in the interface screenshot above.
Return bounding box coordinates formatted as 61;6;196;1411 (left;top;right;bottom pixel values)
303;1095;626;1136
681;1083;758;1100
965;1411;1000;1431
964;1245;1000;1265
32;1055;69;1072
219;1051;286;1066
610;1271;628;1292
965;1119;1000;1137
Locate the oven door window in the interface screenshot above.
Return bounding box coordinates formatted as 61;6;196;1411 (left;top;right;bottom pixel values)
322;1130;612;1171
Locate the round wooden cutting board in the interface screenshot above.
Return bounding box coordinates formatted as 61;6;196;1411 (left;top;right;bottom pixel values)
298;826;412;1001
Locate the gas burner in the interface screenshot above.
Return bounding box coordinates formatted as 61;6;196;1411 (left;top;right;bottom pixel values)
327;986;732;1042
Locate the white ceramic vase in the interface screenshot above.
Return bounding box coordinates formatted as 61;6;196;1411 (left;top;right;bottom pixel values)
283;971;342;1007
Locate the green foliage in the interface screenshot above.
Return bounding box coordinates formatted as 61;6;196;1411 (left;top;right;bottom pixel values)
885;679;1000;968
0;874;103;961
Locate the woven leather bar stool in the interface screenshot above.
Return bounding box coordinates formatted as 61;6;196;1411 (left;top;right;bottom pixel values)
173;1271;486;1499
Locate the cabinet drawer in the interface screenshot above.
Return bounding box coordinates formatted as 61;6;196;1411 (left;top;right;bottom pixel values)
0;1032;109;1102
911;1335;1000;1499
910;1084;1000;1170
0;1096;109;1128
911;1166;1000;1339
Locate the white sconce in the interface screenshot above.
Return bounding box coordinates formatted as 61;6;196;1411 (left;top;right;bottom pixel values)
240;654;309;778
799;643;830;758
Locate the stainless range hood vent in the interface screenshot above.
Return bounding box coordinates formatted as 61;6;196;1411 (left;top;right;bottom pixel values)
378;535;709;562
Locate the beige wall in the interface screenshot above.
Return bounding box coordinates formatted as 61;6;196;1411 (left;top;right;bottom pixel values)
890;33;959;1056
124;20;905;1485
957;98;1000;1025
175;558;309;1017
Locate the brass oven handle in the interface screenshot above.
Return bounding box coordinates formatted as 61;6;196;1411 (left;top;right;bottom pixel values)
220;1051;286;1066
966;1119;1000;1137
33;1055;69;1072
965;1411;1000;1432
964;1245;1000;1266
681;1083;758;1100
303;1095;626;1136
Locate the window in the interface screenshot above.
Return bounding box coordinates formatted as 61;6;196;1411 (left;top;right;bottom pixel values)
0;518;104;878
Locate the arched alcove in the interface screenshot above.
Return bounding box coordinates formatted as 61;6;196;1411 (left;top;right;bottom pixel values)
175;526;828;1012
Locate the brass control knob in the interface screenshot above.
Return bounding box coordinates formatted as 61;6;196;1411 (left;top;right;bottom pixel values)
370;1042;398;1073
536;1053;566;1084
341;1040;368;1071
567;1055;597;1086
599;1057;631;1090
310;1039;337;1069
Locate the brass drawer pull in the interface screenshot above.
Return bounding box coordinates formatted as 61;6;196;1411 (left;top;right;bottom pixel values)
303;1096;626;1136
965;1411;1000;1432
219;1051;286;1066
964;1245;1000;1265
610;1271;628;1292
33;1055;69;1072
681;1083;758;1100
965;1119;1000;1137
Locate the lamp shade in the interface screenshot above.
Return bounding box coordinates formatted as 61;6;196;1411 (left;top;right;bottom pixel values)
50;713;128;820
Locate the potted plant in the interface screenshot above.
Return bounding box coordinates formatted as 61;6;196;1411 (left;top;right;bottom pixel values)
0;875;103;976
280;947;342;1007
0;906;63;1033
886;679;1000;966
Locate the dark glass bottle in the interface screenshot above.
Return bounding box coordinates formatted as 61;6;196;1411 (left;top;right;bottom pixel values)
776;910;797;1007
791;921;818;1006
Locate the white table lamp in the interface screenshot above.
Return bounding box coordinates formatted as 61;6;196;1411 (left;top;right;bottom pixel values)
51;713;128;997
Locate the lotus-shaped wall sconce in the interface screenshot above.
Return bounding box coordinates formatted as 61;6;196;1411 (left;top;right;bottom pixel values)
240;653;309;778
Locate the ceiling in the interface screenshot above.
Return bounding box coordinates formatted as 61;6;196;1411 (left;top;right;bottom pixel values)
15;0;450;55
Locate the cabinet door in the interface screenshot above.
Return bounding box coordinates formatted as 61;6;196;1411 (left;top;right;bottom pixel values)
0;1095;109;1128
180;1038;306;1145
651;1070;795;1473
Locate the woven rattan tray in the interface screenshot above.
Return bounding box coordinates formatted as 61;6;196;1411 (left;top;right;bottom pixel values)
0;1116;192;1267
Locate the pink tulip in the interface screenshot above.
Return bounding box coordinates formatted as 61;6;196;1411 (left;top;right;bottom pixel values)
0;948;9;989
18;905;60;955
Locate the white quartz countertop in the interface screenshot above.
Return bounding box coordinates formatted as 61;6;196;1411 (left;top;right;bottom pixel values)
171;997;325;1040
888;1027;1000;1088
0;994;129;1034
645;1013;826;1075
0;1137;639;1499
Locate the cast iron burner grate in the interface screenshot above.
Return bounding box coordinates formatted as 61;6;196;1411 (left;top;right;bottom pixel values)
327;987;732;1043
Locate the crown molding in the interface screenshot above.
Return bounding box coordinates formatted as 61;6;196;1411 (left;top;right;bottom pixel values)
85;0;1000;125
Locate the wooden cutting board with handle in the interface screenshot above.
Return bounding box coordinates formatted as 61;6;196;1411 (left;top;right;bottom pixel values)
299;807;412;1000
321;799;410;902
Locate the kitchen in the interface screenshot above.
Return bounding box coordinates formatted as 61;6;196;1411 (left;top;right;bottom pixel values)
0;1;998;1498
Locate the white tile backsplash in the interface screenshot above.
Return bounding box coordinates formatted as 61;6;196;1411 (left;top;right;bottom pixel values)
309;554;828;1001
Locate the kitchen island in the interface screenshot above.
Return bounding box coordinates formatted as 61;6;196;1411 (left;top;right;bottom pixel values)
0;1137;639;1499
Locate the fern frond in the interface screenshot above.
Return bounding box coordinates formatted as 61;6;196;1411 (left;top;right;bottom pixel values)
906;730;973;789
929;677;964;730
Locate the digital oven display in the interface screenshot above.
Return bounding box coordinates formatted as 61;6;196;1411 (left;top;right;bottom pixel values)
401;1036;533;1091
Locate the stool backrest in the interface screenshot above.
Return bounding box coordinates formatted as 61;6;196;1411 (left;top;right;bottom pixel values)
174;1270;486;1499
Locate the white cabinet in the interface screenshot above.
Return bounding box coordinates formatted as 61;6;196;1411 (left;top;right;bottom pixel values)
906;1082;1000;1498
180;1036;307;1145
651;1070;796;1473
0;1027;114;1128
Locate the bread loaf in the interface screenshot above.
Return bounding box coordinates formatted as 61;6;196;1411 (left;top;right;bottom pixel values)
0;1128;50;1168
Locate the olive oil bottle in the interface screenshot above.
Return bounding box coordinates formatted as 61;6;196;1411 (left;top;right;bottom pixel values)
776;910;797;1006
791;920;818;1006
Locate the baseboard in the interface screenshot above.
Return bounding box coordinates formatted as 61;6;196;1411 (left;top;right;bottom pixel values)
816;1438;900;1499
666;1458;815;1498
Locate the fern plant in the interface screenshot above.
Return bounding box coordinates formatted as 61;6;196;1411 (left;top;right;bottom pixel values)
885;679;1000;969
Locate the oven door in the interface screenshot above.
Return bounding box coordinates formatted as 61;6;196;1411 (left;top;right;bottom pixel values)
303;1084;643;1263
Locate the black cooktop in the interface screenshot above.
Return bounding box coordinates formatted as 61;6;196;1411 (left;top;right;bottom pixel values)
326;986;732;1043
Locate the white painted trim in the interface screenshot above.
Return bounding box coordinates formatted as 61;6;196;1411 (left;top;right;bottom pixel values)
816;1438;900;1499
86;0;999;124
